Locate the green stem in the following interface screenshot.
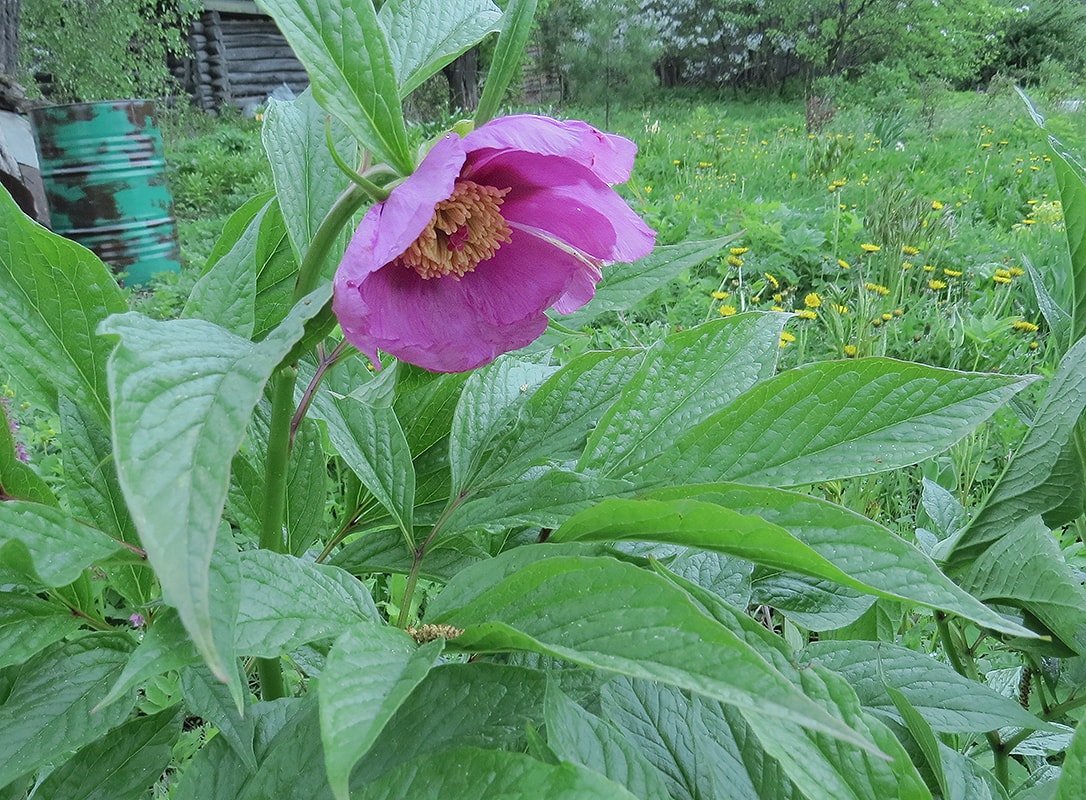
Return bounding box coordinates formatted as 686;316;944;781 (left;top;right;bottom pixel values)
1042;692;1086;720
257;657;286;702
259;366;297;554
293;183;371;301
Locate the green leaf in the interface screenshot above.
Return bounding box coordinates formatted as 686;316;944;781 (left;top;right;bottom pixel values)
885;685;949;799
944;336;1086;565
97;609;200;711
449;354;557;495
545;683;671;800
959;515;1086;654
437;469;634;539
740;665;933;800
0;635;136;788
353;747;640;800
803;640;1048;733
100;286;330;683
285;417;328;555
0;500;124;587
379;0;502;96
179;663;257;772
256;0;413;175
352;662;546;785
473;348;643;489
0;182;126;422
331;527;484;582
319;625;443;800
0;592;82;669
238;696;334;800
1056;717;1086;800
32;707;181;800
1026;255;1072;353
600;678;801;800
58;396;149;605
182;205;260;338
553;236;743;332
582;314;786;475
1047;134;1086;344
305;365;415;543
262;89;356;269
428;549;881;751
553;488;1035;638
0;399;55;505
751;571;874;631
235;550;380;658
629;359;1033;488
474;0;539;125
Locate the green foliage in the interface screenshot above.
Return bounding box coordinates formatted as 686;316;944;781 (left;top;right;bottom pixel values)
19;0;198;102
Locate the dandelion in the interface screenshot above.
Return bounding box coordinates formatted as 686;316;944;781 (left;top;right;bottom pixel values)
765;272;780;289
860;243;881;253
1008;267;1025;277
901;262;914;270
902;245;920;256
730;247;749;256
832;304;849;314
771;305;786;312
1021;218;1036;225
943;268;962;277
1029;341;1040;350
728;255;744;267
711;290;730;300
796;309;818;320
751;295;761;303
893;308;903;317
837;258;851;269
881;313;893;322
1012;320;1040;333
864;282;890;296
779;331;796;347
993;274;1012;284
871;318;883;327
931;200;944;210
333;115;655;372
804;292;821;308
843;344;858;357
718;305;737;317
928;280;947;290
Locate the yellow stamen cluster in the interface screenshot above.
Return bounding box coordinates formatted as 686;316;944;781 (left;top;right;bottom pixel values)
1012;320;1040;333
407;624;465;643
400;180;512;279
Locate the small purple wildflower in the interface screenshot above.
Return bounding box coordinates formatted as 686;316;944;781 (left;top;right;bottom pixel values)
0;395;28;463
129;613;146;629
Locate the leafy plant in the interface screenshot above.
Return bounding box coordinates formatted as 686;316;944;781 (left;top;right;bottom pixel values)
2;3;1086;799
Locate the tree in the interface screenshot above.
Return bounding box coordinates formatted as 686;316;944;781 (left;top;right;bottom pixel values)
0;0;17;77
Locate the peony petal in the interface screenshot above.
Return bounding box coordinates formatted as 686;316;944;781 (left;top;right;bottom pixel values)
472;150;655;264
363;133;466;271
351;262;550;373
464;115;637;184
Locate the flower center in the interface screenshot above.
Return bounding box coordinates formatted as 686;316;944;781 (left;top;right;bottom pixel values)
399;180;512;279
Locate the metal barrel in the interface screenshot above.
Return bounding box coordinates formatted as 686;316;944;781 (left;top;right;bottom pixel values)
30;100;181;287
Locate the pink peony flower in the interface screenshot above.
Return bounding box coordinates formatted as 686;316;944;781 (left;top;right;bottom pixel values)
332;115;656;373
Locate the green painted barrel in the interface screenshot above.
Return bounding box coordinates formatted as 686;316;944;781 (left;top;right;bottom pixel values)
30;100;181;287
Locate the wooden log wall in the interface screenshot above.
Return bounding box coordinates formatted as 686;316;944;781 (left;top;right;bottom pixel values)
180;10;309;113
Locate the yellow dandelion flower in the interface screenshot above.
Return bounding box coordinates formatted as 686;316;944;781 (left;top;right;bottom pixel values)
832;304;849;314
871;318;883;327
718;305;738;317
751;295;761;303
711;290;730;300
881;312;893;321
765;273;780;288
1008;267;1025;277
864;282;890;296
727;255;744;267
931;200;944;210
901;261;914;270
730;247;749;256
838;258;851;269
772;292;783;302
1021;218;1036;225
943;268;962;277
770;305;786;312
860;243;881;253
928;280;947;290
902;245;920;256
1029;341;1040;350
672;159;681;165
779;332;796;347
804;293;822;308
993;275;1012;284
796;309;818;320
1012;320;1040;333
843;344;858;357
